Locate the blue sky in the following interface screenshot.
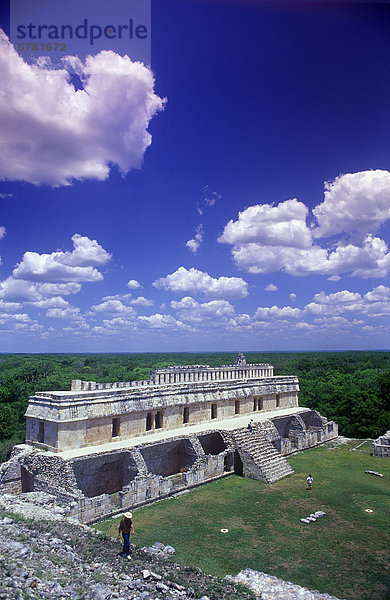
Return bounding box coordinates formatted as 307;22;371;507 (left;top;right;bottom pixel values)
0;0;390;352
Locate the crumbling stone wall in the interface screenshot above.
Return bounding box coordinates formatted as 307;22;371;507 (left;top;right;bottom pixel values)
372;430;390;457
1;409;338;524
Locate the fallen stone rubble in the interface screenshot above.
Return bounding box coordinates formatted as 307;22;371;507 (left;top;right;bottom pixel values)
230;568;344;600
365;470;383;477
0;491;256;600
300;510;326;524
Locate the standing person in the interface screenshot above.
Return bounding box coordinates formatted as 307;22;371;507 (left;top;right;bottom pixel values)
306;474;313;491
118;512;135;558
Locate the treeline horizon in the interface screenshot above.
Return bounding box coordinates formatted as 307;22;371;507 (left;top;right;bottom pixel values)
0;351;389;460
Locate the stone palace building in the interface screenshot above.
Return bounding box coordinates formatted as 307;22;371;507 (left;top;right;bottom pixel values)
1;354;338;523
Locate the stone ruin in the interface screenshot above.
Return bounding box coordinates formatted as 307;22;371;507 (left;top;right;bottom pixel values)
372;430;390;457
0;354;338;523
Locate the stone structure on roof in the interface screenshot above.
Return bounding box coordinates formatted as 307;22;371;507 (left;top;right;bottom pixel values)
0;353;339;523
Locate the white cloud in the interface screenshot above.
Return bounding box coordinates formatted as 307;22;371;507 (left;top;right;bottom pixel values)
197;185;222;215
0;299;22;312
171;296;235;323
127;279;142;289
0;278;81;302
153;266;248;298
229;234;390;278
264;283;278;292
305;290;363;316
220;173;390;279
102;293;133;303
304;285;390;318
253;305;302;320
218;199;311;248
13;234;111;282
130;296;154;306
89;299;137;317
46;306;81;320
91;294;153;310
138;313;192;330
290;293;297;301
0;193;13;198
186;224;204;254
28;296;70;309
0;226;5;239
313;170;390;238
0;31;165;186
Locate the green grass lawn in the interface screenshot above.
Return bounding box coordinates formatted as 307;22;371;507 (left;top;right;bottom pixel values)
95;440;390;600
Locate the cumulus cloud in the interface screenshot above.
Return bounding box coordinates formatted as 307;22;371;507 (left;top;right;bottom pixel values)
98;292;153;307
0;278;81;302
264;283;278;292
220;172;390;278
46;306;81;320
218;199;311;248
290;293;297;301
186;225;204;254
229;231;390;278
171;296;235;323
0;226;5;239
13;234;111;282
89;299;137;317
253;305;302;320
304;285;390;318
0;30;165;186
127;279;142;289
130;296;154;306
138;313;192;330
313;170;390;238
153;266;248;298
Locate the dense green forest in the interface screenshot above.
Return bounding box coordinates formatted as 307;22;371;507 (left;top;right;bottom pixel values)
0;351;389;461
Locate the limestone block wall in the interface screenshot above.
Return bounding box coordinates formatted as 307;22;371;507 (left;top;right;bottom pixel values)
25;376;299;452
0;460;23;494
372;430;390;457
140;439;198;477
26;418;58;451
72;451;139;498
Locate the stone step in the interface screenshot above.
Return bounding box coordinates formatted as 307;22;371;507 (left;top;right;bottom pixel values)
231;428;294;483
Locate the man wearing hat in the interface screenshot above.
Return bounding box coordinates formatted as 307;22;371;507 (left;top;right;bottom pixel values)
118;512;135;558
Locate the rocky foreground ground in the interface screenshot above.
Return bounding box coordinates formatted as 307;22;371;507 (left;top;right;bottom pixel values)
0;492;256;600
0;492;344;600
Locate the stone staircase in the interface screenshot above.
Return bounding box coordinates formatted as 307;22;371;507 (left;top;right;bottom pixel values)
230;426;294;483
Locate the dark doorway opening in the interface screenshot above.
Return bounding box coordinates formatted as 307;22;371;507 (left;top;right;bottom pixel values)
234;450;243;476
112;418;120;438
183;406;189;424
155;411;162;429
38;421;45;443
146;413;152;431
21;466;34;492
211;403;217;419
235;400;240;414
